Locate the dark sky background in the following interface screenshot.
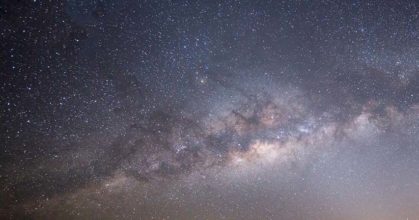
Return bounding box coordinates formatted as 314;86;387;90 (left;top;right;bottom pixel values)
1;0;419;219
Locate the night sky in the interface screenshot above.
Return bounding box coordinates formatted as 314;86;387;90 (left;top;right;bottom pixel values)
1;0;419;219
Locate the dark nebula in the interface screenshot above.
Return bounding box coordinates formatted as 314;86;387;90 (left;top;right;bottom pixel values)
1;1;419;219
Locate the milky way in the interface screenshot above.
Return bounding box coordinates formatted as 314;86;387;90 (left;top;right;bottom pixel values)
1;1;419;219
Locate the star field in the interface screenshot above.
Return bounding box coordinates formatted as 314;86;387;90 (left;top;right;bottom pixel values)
1;1;419;219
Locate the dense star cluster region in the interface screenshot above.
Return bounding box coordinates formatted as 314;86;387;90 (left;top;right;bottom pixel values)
1;1;419;219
